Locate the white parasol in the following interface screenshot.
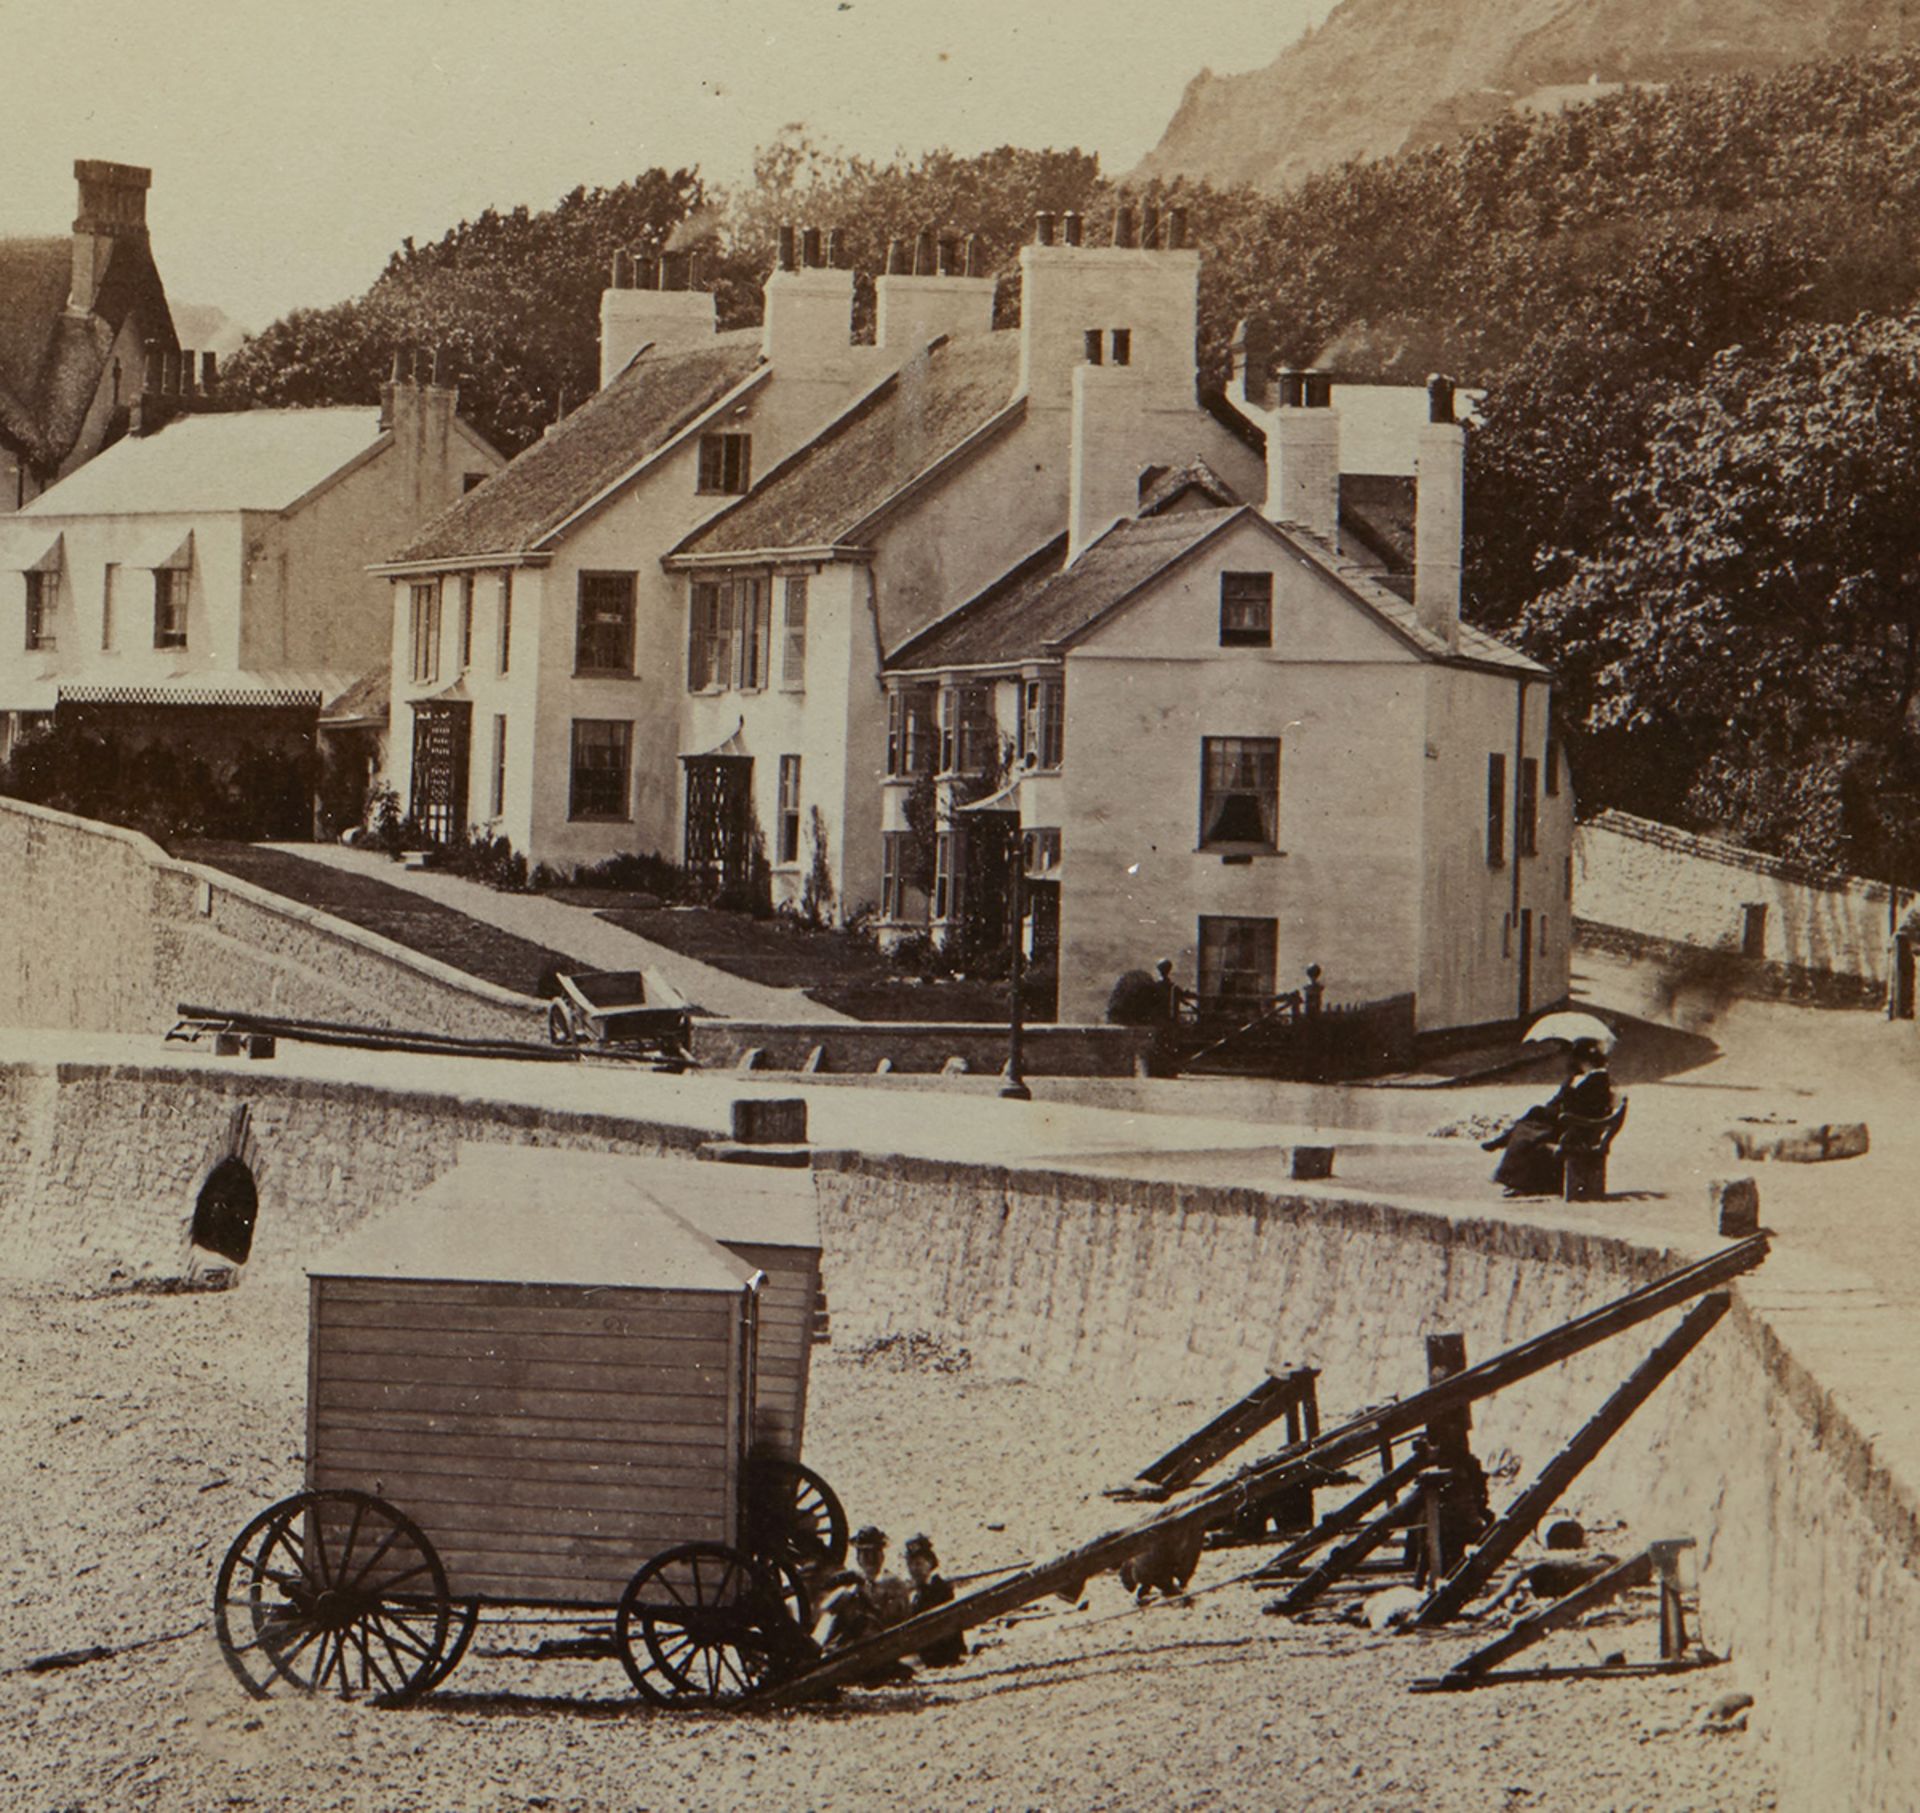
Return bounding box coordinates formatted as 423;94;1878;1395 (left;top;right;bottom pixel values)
1522;1011;1616;1053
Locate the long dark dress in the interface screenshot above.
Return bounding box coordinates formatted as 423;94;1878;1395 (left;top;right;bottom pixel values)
1489;1068;1612;1195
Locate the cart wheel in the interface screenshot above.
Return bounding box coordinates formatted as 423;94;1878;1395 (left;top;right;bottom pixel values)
213;1490;451;1707
547;1003;575;1046
742;1455;849;1580
421;1599;481;1692
615;1542;814;1707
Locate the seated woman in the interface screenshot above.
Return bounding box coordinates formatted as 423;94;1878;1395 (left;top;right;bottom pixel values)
1483;1038;1613;1197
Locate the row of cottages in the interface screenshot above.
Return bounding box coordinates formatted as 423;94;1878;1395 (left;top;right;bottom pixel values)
1;161;180;511
377;208;1570;1035
0;370;502;821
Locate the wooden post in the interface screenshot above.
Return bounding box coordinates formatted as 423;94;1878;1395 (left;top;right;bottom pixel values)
1270;1476;1435;1614
1415;1293;1729;1626
752;1240;1767;1706
1653;1539;1690;1659
1441;1545;1661;1677
1254;1447;1431;1577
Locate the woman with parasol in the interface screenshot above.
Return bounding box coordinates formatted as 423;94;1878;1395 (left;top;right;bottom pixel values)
1482;1014;1615;1197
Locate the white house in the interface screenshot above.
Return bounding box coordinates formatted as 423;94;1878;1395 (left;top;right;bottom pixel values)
0;373;501;827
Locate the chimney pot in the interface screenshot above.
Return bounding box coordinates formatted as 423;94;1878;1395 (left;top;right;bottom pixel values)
1168;206;1190;250
161;349;180;395
201;351;217;391
144;346;164;393
1304;371;1334;409
432;346;449;386
1427;372;1456;424
1035;211;1056;247
1113;203;1137;248
801;226;824;269
1140;202;1161;248
777;223;798;271
886;236;909;275
1062;210;1083;246
1278;370;1306;409
610;251;626;290
827;227;847;269
914;227;936;275
940;234;962;275
178;350;196;397
964;232;985;277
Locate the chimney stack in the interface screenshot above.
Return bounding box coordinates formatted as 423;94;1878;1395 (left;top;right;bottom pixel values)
599;236;719;385
1266;369;1341;545
1415;373;1465;648
1067;361;1147;564
1230;318;1272;410
68;159;151;315
875;221;995;353
762;223;856;369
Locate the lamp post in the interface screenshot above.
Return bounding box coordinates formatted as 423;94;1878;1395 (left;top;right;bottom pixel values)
1001;837;1030;1100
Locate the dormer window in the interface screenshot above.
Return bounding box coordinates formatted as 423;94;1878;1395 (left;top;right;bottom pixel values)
1219;572;1272;647
697;432;751;495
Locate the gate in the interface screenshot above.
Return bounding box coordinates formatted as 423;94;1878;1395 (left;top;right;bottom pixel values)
409;700;471;843
683;754;755;897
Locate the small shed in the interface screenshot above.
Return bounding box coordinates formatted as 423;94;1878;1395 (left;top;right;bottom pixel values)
446;1143;825;1457
308;1182;761;1607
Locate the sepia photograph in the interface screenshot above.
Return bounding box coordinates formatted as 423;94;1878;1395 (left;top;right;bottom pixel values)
1;2;1913;1806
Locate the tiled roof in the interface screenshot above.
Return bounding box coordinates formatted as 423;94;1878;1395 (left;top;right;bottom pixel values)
888;503;1544;677
18;408;387;515
674;332;1024;558
0;233;174;470
1340;473;1416;572
391;337;764;563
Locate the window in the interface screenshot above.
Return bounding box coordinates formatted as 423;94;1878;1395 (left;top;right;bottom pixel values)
1198;916;1277;1008
1200;737;1280;849
881;830;924;922
1219;572;1273;647
1486;753;1506;866
101;564;116;650
1110;328;1132;367
498;571;513;675
1518;756;1539;858
688;575;768;690
490;713;507;817
738;582;771;690
781;577;808;689
568;719;632;820
24;572;54;651
1023;827;1062;875
938;684;995;774
887;686;937;776
408;581;440;684
1021;677;1064;769
933;832;954;921
154;568;188;651
459;575;475;670
697;432;751;495
1083;329;1104;366
777;754;802;865
576;572;637;674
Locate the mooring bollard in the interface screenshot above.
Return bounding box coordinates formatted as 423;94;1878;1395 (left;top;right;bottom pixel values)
1711;1176;1760;1237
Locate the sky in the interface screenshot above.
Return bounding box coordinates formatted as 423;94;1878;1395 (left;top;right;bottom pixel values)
4;0;1339;333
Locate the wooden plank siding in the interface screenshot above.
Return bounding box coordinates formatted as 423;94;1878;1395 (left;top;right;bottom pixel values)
723;1242;820;1458
308;1276;746;1604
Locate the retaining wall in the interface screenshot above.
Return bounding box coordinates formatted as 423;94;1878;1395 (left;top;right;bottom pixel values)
1577;809;1895;990
0;796;542;1041
0;1049;1905;1809
691;1020;1152;1077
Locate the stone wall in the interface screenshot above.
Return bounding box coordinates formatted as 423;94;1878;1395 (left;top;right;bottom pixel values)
0;1047;1906;1808
1577;809;1895;990
0;796;542;1040
691;1019;1152;1077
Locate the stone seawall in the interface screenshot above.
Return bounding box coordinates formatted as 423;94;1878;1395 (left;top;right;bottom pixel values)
0;1048;1906;1808
0;797;541;1040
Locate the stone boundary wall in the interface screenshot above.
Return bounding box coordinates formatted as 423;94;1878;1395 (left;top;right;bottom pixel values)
1576;809;1895;989
690;1020;1152;1077
0;796;542;1041
0;1051;1905;1808
1574;919;1889;1012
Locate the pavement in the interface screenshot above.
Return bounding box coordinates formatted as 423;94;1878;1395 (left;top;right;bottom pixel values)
263;843;851;1024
